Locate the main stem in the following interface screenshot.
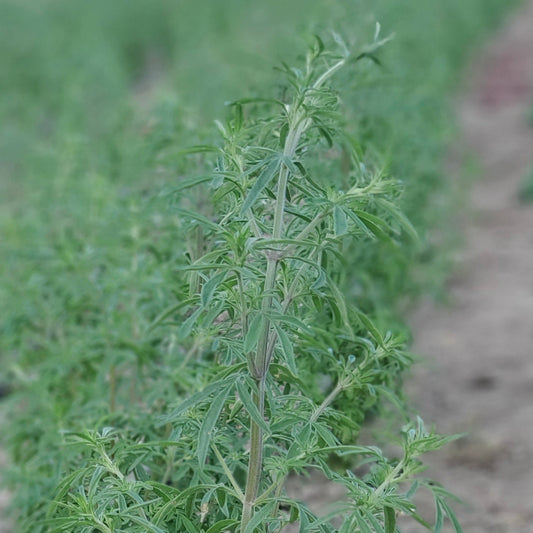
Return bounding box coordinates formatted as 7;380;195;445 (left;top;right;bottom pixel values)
240;59;345;532
240;120;302;533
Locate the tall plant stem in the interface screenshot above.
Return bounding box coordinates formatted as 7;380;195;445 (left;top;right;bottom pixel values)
240;59;346;532
241;377;266;531
241;121;302;533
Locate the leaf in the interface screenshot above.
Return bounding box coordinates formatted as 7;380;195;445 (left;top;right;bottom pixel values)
362;509;385;533
279;123;289;148
226;96;285;108
206;519;239;533
344;210;376;239
172;207;222;233
318;126;333;148
171;174;214;194
240;156;281;214
201;271;226;307
298;502;310;533
159;378;234;424
352;209;395;244
326;276;353;336
384;506;396;533
314;34;325;54
333;206;348;236
177;306;203;340
124;515;166;533
198;384;233;466
375;198;419;242
233;103;243;131
435;499;444;533
244;500;276;533
235;378;269;433
314;423;339;448
177;144;221;155
244;313;264;354
438;498;464;533
355;310;385;347
273;323;297;374
355;512;372;533
181;516;201;533
266;312;307;332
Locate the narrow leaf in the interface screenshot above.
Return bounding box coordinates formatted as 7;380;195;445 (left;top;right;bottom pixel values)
384;506;396;533
206;519;239;533
244;500;276;533
439;499;464;533
172;174;214;194
201;271;226;307
355;512;372;533
355;310;385;347
333;206;348;236
159;378;233;424
198;385;233;466
274;323;297;374
235;378;269;433
240;156;281;214
435;499;444;533
244;313;264;354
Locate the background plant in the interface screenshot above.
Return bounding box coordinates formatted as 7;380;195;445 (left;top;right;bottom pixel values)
0;0;522;531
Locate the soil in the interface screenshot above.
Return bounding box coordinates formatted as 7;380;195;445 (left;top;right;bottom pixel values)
1;2;532;532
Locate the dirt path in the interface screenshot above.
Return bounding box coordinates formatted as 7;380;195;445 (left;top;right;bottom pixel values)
407;1;533;531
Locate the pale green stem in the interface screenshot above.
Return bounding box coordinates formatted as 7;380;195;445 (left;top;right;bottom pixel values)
241;60;346;532
310;379;346;423
371;459;406;502
241;377;266;531
313;58;346;90
241;118;306;533
212;441;245;501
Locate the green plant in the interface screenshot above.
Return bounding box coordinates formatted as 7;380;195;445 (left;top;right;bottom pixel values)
38;33;463;533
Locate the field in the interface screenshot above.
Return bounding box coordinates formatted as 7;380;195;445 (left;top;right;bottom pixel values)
0;1;527;532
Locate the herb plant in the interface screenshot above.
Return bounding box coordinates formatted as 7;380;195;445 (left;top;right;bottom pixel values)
34;32;464;533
